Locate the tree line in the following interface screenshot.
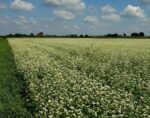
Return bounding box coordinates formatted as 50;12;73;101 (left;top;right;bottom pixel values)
0;32;149;38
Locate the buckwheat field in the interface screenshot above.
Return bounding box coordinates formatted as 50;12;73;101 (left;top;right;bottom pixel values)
8;38;150;118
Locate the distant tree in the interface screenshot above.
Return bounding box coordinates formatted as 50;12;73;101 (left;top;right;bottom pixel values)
131;32;145;37
105;33;119;37
123;33;126;37
114;33;119;37
139;32;144;37
30;33;34;37
85;34;88;37
80;34;83;38
131;33;139;37
37;32;44;37
45;35;50;38
70;34;78;38
14;33;23;37
7;34;13;37
53;35;57;37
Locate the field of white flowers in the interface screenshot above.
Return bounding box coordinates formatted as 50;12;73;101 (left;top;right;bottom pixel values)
9;38;150;118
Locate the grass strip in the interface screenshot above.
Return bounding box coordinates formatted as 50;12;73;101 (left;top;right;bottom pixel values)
0;38;32;118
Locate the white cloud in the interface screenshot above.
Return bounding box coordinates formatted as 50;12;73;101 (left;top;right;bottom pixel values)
139;0;150;4
101;13;121;22
123;5;145;18
84;16;99;25
54;10;75;20
14;18;28;26
0;3;7;9
14;16;37;26
101;5;116;13
11;0;35;11
73;25;80;30
100;5;121;22
44;0;86;11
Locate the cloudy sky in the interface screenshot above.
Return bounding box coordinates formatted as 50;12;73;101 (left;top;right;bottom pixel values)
0;0;150;35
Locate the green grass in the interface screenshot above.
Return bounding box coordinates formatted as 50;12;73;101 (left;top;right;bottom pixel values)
0;39;32;118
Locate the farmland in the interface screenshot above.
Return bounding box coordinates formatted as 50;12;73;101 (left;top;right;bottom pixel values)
2;38;150;117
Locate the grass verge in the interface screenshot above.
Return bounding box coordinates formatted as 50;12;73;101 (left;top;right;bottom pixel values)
0;38;32;118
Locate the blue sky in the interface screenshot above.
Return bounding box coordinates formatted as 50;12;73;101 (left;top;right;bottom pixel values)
0;0;150;35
